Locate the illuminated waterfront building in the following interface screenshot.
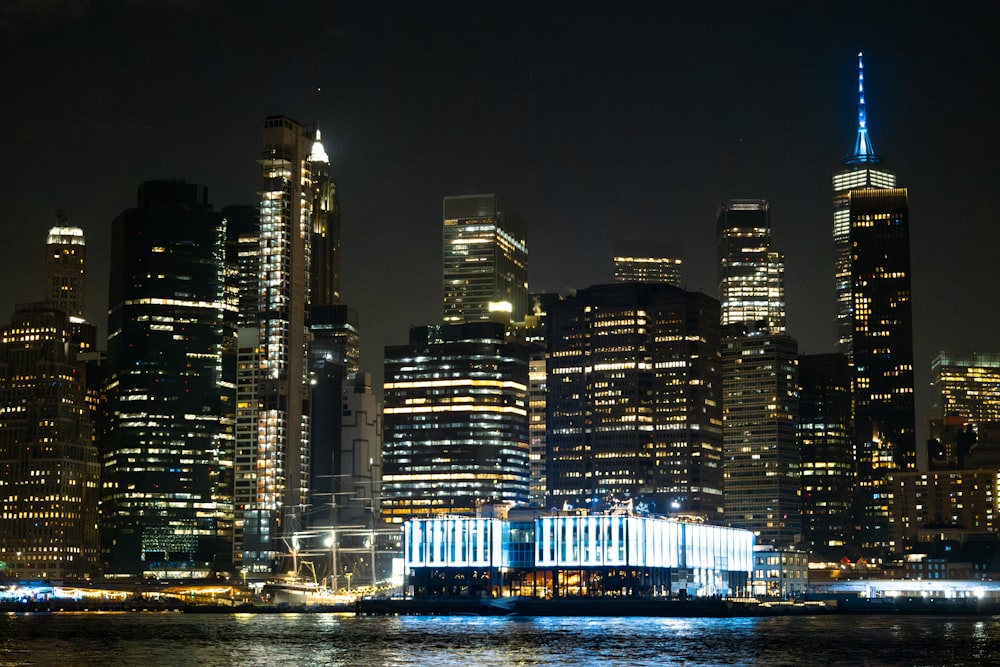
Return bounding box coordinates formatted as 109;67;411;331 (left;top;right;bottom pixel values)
44;215;86;320
442;194;528;324
797;353;855;553
544;283;723;518
931;352;1000;425
102;180;234;577
612;240;683;287
834;54;916;551
404;511;754;598
717;199;799;544
0;304;100;578
382;322;530;522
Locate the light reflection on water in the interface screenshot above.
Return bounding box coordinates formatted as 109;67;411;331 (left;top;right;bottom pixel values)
2;612;1000;666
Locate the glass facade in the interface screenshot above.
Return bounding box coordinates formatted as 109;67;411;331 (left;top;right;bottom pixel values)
103;180;234;577
382;322;530;521
442;194;528;324
404;514;753;598
932;352;1000;425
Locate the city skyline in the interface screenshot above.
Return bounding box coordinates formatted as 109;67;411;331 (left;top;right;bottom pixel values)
2;2;999;448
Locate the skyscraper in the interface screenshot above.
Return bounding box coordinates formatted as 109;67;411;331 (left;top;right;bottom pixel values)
612;240;684;287
833;53;897;357
717;199;799;544
0;303;100;578
835;55;916;551
103;180;234;577
442;194;528;324
717;199;785;333
234;116;320;574
798;353;855;553
931;352;1000;425
382;322;530;521
545;283;723;518
44;214;86;320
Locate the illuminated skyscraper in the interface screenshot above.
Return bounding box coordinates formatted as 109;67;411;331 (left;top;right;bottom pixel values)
833;53;897;357
382;322;530;521
235;116;319;574
442;194;528;324
0;303;100;578
717;199;785;333
44;213;86;320
612;240;683;287
835;55;916;551
545;283;723;518
103;180;234;577
931;352;1000;425
717;199;799;544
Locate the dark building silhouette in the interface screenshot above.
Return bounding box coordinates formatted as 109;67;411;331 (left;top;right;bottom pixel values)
798;353;855;555
102;180;234;577
544;283;723;518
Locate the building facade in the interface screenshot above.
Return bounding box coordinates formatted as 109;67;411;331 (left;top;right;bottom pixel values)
382;322;530;521
404;512;754;599
544;283;723;519
931;352;1000;425
103;180;234;577
721;333;800;544
717;198;799;544
442;194;528;324
0;304;100;579
798;353;855;553
44;217;86;320
717;199;785;333
612;240;683;287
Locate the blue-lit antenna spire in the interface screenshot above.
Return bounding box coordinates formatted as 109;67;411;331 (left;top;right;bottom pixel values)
846;52;880;164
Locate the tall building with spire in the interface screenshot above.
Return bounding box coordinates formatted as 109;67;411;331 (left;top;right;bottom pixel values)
833;53;897;357
834;54;916;551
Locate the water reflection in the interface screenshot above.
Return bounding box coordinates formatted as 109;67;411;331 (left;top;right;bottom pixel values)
2;613;1000;667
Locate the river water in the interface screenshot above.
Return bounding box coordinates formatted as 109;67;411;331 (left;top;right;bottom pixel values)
2;612;998;666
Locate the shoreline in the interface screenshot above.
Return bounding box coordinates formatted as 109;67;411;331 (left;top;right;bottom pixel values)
4;596;999;617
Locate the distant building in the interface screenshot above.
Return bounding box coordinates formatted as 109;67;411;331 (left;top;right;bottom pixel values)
612;240;683;287
544;283;723;519
931;352;1000;425
44;215;86;320
0;303;100;578
442;194;528;324
888;469;999;549
717;199;784;332
382;322;530;521
103;180;234;577
798;353;855;553
834;54;916;551
751;545;810;599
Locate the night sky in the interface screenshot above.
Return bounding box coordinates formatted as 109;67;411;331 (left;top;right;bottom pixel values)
2;1;999;441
